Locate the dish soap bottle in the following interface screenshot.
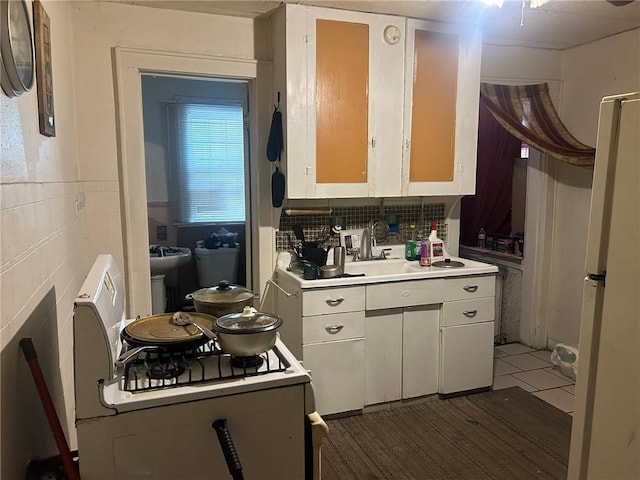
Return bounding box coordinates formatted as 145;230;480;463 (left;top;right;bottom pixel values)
405;224;417;260
427;221;445;263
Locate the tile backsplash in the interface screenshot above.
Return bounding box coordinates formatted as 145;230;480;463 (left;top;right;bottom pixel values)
276;203;446;251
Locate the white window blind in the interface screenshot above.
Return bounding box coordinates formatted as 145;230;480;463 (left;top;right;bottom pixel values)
168;102;246;223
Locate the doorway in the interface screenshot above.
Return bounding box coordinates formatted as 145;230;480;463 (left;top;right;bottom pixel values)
141;75;251;310
113;48;258;317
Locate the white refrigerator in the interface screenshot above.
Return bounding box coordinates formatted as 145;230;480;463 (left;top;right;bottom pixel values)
568;92;640;479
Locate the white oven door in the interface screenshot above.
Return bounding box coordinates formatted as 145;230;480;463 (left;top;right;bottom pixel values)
77;385;307;479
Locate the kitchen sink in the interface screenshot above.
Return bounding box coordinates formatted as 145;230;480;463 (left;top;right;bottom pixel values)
344;258;423;277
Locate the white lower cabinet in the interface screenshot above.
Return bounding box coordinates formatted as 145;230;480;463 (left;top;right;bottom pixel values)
276;271;497;415
301;291;366;416
440;321;494;394
364;310;402;405
402;306;440;399
364;305;440;405
303;338;365;415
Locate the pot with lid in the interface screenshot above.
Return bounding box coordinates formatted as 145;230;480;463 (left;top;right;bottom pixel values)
213;306;283;357
186;280;257;317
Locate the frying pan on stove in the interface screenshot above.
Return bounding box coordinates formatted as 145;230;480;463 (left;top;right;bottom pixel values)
117;313;216;366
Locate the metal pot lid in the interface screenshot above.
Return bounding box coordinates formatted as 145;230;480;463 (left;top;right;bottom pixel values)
214;307;283;334
431;259;466;268
124;313;215;343
191;280;255;304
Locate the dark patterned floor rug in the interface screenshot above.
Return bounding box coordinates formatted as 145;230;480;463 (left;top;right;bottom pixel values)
322;387;572;480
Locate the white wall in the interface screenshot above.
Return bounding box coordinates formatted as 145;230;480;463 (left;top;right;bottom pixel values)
0;1;84;476
482;29;640;349
69;2;257;285
546;28;640;347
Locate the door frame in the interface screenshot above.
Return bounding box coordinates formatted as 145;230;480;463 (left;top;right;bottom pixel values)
113;47;258;316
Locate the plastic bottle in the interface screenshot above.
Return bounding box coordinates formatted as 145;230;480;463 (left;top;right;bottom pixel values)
427;221;445;262
405;225;417;260
419;236;431;266
477;228;486;249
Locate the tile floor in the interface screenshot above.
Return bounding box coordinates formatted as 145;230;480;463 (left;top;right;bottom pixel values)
493;343;576;415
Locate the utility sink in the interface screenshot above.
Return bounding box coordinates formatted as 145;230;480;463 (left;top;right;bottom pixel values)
149;246;192;275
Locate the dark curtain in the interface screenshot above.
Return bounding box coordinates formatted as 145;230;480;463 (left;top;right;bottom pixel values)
460;100;522;246
480;83;595;167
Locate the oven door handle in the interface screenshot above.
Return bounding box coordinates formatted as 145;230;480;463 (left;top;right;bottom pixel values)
212;419;244;480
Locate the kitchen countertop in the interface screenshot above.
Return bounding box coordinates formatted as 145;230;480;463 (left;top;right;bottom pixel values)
275;246;499;289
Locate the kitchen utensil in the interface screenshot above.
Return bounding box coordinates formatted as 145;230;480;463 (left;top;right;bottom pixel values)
303;264;319;280
333;245;346;269
186;280;257;317
271;166;285;207
117;312;217;365
213;307;283;357
318;264;343;279
288;258;315;276
431;259;466;268
266;105;283;162
292;224;306;244
20;338;81;480
172;312;217;342
301;245;328;266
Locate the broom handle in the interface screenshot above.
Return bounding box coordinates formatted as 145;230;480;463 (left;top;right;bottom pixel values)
20;338;80;480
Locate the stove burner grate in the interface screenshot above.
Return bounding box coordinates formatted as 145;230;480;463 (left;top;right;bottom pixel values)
231;355;264;370
121;341;290;393
146;359;185;380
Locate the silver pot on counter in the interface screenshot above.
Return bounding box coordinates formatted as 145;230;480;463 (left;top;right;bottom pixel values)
186;280;257;317
213;307;283;357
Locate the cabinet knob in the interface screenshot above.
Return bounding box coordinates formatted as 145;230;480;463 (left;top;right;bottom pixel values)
463;310;478;317
325;325;344;334
325;297;344;306
463;285;479;292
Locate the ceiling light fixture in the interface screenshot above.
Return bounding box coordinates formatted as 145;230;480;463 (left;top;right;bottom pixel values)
481;0;551;8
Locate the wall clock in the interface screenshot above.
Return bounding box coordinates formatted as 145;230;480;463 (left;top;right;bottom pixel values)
383;25;401;45
1;0;35;97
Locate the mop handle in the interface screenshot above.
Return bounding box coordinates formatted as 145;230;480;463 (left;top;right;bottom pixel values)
20;338;81;480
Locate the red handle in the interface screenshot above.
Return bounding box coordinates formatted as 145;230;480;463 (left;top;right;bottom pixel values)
20;338;80;480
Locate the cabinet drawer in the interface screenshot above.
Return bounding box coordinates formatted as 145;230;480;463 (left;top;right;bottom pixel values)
366;279;444;310
302;286;365;316
442;297;495;327
303;311;365;345
444;275;495;301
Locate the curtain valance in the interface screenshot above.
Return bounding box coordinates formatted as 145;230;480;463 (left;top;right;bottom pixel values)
480;83;595;167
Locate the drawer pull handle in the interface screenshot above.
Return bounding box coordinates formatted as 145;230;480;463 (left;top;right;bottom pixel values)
325;325;344;334
326;298;344;306
401;290;412;297
463;285;479;292
463;310;478;317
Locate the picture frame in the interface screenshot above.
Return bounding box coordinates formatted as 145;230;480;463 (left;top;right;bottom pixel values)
33;0;55;137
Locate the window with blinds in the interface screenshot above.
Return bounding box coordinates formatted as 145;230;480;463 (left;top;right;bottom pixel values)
167;102;246;223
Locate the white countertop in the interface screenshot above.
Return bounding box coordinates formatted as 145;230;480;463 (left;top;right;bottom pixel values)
275;246;499;289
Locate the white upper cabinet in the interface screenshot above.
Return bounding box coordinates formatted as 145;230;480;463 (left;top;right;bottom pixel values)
274;5;481;199
280;5;405;199
402;19;482;196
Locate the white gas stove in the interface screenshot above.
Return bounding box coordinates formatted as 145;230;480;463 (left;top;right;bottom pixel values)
73;255;323;480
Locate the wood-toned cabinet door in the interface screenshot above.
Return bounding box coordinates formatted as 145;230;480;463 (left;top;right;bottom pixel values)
402;19;482;196
315;19;369;186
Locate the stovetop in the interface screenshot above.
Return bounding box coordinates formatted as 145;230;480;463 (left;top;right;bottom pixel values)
120;339;291;393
